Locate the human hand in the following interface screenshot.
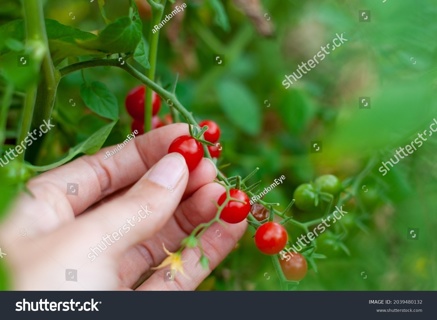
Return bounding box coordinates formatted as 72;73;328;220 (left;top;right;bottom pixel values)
0;124;247;290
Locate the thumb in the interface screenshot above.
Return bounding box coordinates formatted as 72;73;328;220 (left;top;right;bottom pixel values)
81;153;189;255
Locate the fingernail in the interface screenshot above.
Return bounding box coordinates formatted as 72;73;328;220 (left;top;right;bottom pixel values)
145;153;186;189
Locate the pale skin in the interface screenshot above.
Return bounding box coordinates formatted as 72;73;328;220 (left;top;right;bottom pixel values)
0;124;247;290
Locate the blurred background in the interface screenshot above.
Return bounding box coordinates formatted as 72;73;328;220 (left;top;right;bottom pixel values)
1;0;437;290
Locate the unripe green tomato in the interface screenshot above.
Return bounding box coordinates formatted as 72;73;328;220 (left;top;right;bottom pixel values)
359;186;380;209
340;212;357;232
315;174;342;196
293;183;317;211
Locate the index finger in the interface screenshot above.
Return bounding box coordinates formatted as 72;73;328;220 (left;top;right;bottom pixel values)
27;123;190;214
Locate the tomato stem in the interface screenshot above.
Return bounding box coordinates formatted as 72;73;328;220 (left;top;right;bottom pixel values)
271;256;288;290
168;73;180;123
144;0;166;133
21;0;58;163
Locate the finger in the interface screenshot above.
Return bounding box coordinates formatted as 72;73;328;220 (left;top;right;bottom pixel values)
182;158;217;198
136;220;247;290
0;124;201;239
29;124;190;214
86;157;217;209
117;182;225;287
81;153;190;257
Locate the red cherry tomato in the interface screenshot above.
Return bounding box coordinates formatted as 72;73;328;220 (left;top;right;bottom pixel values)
131;116;164;135
254;222;288;255
293;183;317;211
218;189;251;224
168;135;204;171
279;252;308;281
152;116;165;129
131;119;144;136
208;142;222;158
162;114;173;125
134;0;152;20
125;86;161;120
199;120;221;143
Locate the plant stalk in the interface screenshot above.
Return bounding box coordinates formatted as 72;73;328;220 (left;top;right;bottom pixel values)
144;0;166;132
21;0;58;163
0;85;14;148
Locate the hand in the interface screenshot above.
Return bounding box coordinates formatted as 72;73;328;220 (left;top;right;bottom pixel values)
0;124;247;290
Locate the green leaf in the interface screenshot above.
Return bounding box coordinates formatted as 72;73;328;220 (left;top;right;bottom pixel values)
44;19;102;64
208;0;230;31
217;79;261;135
279;89;316;135
0;20;22;53
312;253;327;260
0;19;101;65
28;121;117;172
0;0;20;19
77;5;142;54
0;40;45;90
80;81;119;120
327;75;434;159
71;121;116;154
76;114;110;142
133;36;150;69
97;0;111;24
383;165;413;201
306;254;319;273
4;38;23;51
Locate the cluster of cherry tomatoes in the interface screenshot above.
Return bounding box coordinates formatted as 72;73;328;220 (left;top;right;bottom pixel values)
166;120;222;171
293;175;342;211
167;130;310;282
167;130;305;281
125;85;173;134
125;86;223;160
198;120;222;159
250;204;308;281
125;86;309;283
